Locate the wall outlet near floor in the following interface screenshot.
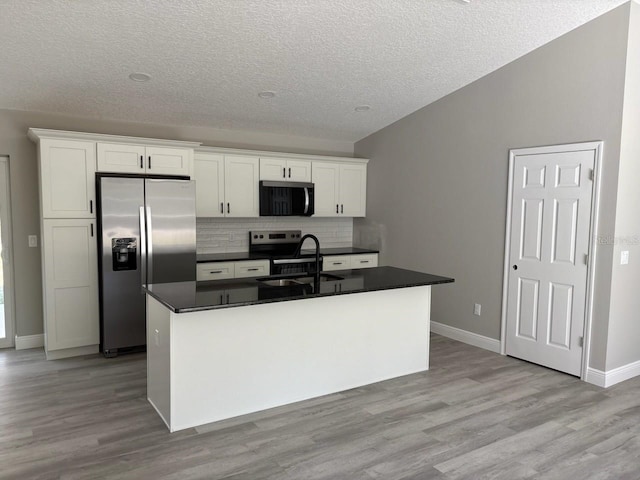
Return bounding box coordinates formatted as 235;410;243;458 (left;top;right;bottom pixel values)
473;303;481;316
28;235;37;248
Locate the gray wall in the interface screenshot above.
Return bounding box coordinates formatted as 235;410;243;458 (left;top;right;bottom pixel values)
606;1;640;371
0;108;353;338
355;4;631;371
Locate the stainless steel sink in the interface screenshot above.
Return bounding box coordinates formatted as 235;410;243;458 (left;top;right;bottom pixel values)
257;273;343;287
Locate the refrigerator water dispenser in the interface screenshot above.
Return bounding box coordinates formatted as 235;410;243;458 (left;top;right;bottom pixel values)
111;237;137;271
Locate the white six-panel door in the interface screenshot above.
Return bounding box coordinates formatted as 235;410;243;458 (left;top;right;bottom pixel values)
505;145;598;376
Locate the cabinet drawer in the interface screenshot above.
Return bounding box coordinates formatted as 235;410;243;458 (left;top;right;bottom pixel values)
351;254;378;269
234;260;270;278
323;255;352;271
197;262;235;281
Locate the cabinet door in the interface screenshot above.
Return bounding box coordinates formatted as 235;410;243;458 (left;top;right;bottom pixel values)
146;146;191;176
312;162;340;217
224;156;259;217
234;260;270;278
323;255;352;271
194;153;225;217
339;164;367;217
97;142;145;174
196;262;235;281
42;219;99;351
287;159;312;182
40;139;96;218
259;158;287;181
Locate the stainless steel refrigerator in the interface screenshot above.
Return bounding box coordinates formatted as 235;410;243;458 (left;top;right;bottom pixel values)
97;175;196;357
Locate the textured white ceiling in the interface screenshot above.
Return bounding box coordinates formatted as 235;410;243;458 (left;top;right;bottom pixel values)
0;0;628;142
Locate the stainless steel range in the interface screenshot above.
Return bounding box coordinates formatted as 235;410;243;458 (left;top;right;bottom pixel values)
249;230;322;275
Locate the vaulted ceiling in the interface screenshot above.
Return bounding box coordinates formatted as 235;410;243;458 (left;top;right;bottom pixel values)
0;0;627;142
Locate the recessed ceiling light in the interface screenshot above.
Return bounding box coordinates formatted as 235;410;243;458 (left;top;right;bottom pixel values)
258;91;276;99
354;105;371;112
129;72;151;82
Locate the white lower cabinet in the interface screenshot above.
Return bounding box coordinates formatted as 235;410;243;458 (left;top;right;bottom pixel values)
197;262;235;281
197;260;269;281
234;260;270;278
323;253;378;272
42;219;99;356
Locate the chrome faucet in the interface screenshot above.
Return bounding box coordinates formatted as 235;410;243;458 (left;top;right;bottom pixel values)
293;234;321;283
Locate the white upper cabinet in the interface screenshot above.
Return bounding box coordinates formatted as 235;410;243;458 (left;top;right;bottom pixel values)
224;155;260;217
194;153;225;217
260;157;312;182
194;153;259;217
312;162;366;217
312;162;341;216
39;138;96;219
339;163;367;217
97;142;191;176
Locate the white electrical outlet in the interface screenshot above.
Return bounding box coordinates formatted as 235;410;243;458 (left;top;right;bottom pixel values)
28;235;37;248
473;303;481;316
621;251;629;265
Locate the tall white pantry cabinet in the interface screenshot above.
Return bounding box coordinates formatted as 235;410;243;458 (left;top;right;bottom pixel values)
36;137;100;359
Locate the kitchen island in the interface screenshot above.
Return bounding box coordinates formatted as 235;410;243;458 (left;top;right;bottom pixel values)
144;266;453;432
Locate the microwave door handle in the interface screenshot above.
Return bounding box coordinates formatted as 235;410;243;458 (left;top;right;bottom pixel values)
139;206;147;291
304;187;310;215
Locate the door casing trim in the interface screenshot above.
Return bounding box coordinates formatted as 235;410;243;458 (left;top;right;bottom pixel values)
500;141;604;382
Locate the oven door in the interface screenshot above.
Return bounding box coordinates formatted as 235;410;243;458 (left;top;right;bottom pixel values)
271;257;323;275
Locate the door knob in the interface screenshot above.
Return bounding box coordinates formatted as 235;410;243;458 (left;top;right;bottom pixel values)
513;265;518;270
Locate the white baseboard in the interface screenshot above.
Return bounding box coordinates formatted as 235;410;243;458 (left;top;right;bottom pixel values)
585;359;640;388
15;334;44;350
431;321;501;354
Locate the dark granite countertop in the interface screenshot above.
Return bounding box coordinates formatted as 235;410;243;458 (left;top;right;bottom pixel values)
144;266;454;313
196;247;379;263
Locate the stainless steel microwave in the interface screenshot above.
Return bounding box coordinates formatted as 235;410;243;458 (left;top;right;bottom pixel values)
259;181;314;216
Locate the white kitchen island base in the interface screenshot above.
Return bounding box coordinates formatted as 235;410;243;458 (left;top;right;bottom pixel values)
147;285;431;432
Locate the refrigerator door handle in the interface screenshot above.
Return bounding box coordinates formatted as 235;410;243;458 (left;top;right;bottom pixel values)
146;205;153;283
139;206;147;290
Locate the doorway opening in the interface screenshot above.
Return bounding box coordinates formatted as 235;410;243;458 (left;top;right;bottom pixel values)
0;156;15;348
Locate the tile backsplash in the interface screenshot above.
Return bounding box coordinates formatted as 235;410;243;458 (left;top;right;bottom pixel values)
197;217;353;254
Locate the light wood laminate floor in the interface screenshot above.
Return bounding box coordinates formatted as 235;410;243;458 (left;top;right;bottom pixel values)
1;334;639;480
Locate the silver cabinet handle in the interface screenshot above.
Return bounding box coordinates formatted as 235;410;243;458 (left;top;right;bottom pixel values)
283;167;286;178
89;200;93;214
148;156;151;169
90;223;94;237
227;203;230;214
220;202;224;214
341;204;344;214
288;167;291;178
336;204;339;214
140;155;143;169
248;268;259;271
210;270;223;274
360;260;369;264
